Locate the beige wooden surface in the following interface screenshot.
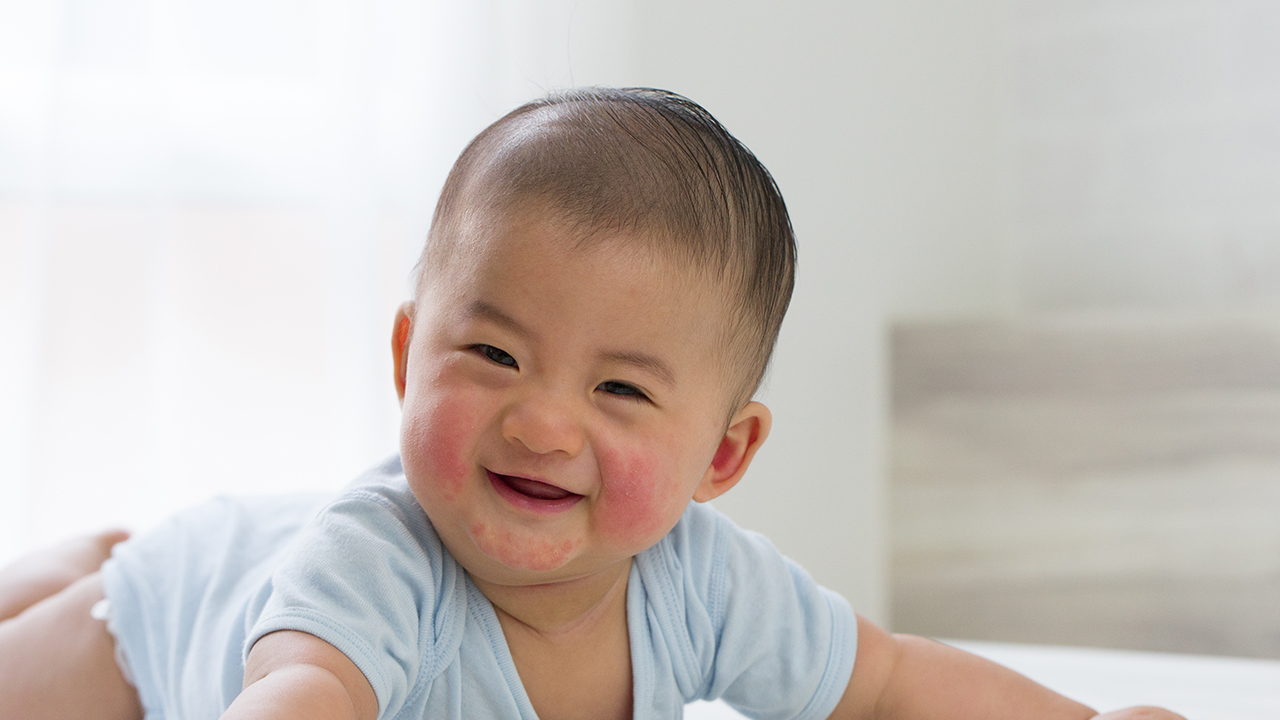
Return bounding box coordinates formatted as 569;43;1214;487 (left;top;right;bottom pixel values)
890;318;1280;659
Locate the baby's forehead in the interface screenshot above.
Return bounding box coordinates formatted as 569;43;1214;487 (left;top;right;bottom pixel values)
452;108;720;249
451;200;732;303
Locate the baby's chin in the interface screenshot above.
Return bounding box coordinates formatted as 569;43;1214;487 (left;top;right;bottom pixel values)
454;532;643;594
457;519;583;573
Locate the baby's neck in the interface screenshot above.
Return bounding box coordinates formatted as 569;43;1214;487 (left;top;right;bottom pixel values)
472;558;632;639
477;560;636;720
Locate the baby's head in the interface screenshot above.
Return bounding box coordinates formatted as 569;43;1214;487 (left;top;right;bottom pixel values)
416;87;795;411
392;88;797;587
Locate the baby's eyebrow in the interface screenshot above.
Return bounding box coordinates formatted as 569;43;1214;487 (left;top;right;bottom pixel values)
598;350;676;389
466;300;531;338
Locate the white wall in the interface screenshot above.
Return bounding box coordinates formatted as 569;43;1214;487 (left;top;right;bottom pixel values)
1009;1;1280;311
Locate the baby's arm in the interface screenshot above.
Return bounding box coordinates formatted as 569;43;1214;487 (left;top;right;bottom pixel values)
828;615;1184;720
220;630;377;720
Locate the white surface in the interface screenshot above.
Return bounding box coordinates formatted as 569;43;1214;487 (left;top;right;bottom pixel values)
684;699;748;720
951;640;1280;719
684;641;1280;719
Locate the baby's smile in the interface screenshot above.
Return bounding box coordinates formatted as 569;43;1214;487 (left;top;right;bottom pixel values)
487;470;584;512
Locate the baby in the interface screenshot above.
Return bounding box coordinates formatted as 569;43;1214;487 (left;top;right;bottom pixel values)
0;88;1182;720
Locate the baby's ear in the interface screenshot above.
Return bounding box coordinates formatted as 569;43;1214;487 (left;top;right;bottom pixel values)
693;401;772;503
392;302;415;402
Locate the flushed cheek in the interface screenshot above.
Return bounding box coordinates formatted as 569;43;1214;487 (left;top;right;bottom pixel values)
470;521;582;571
593;448;684;546
402;393;481;502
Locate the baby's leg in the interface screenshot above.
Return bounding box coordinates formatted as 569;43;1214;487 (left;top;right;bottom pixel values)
0;573;143;720
0;532;141;720
0;529;129;621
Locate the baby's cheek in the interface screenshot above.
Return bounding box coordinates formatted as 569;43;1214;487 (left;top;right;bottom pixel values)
594;449;682;546
402;394;476;501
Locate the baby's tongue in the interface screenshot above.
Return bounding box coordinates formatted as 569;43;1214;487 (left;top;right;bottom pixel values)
502;475;574;501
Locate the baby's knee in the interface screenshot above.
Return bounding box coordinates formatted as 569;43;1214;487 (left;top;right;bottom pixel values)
0;530;130;621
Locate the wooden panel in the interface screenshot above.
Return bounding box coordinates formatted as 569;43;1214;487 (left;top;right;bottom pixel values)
891;318;1280;659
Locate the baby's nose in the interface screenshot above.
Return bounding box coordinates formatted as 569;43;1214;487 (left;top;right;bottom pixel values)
500;394;586;457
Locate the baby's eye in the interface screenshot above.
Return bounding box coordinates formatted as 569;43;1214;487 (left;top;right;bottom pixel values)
474;344;517;368
598;381;648;402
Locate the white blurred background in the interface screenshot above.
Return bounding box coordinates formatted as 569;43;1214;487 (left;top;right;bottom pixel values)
3;0;1280;655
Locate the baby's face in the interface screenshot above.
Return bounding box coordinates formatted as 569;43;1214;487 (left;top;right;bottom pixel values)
394;206;753;588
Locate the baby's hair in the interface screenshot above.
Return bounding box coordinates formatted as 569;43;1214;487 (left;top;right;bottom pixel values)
417;87;797;409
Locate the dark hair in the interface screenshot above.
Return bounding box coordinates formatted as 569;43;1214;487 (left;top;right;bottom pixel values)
417;87;797;408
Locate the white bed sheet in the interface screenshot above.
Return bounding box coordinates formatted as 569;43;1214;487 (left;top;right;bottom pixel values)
683;640;1280;719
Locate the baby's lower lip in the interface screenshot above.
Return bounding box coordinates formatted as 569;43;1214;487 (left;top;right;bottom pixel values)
487;470;583;514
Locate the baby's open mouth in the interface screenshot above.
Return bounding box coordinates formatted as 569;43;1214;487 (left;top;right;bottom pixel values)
486;470;583;513
494;473;580;502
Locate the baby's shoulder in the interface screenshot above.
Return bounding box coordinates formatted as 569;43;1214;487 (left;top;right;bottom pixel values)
250;459;471;716
264;454;458;611
638;502;791;620
317;455;443;555
653;501;779;575
631;501;858;718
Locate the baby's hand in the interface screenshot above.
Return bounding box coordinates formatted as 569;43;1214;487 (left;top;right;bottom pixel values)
1094;707;1186;720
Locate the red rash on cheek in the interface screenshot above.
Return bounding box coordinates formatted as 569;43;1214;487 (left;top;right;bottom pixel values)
403;394;476;502
426;424;468;500
594;449;676;544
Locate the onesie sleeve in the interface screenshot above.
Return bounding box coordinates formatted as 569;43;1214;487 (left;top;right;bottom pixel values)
670;504;859;720
245;478;463;720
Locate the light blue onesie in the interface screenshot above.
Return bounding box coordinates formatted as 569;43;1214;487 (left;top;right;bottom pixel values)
100;456;858;719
